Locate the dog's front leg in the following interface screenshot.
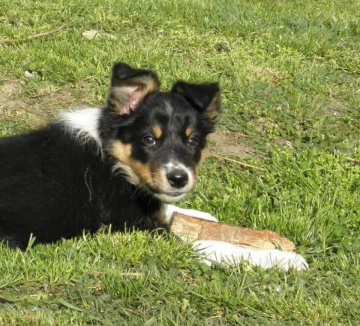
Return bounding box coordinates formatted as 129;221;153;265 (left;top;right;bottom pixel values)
157;203;219;226
155;204;308;271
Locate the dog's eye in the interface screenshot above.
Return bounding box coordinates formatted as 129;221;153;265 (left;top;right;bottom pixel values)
143;136;156;146
187;137;199;147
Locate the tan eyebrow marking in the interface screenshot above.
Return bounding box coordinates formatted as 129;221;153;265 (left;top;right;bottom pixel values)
185;127;193;138
152;125;163;139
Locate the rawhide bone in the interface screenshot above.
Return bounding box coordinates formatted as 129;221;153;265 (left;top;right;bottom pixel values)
170;212;295;252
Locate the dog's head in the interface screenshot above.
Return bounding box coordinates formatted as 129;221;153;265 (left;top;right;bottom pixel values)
102;63;220;202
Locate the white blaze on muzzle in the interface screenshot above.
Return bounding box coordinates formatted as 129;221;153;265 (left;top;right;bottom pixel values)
153;162;195;203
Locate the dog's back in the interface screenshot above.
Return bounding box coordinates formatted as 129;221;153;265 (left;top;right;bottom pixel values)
0;126;100;248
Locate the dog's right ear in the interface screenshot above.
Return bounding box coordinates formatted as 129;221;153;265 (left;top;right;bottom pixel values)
108;63;160;115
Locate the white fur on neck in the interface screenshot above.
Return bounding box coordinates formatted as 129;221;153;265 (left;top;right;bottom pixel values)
60;108;102;147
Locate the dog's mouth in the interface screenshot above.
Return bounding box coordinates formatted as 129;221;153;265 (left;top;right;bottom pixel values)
154;192;188;203
144;185;189;203
163;191;184;197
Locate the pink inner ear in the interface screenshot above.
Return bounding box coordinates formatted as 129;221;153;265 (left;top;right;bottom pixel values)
128;84;144;111
113;83;146;115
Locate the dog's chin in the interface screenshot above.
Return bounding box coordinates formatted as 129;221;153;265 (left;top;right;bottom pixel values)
153;192;188;203
143;183;191;203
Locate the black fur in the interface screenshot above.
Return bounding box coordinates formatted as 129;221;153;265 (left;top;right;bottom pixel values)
0;63;220;250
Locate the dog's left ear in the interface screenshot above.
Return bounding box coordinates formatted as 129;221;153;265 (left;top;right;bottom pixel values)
171;81;221;122
108;63;160;115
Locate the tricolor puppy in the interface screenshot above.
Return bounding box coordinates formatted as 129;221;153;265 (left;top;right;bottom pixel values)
0;63;307;270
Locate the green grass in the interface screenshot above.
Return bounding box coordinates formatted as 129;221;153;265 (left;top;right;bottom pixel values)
0;0;359;324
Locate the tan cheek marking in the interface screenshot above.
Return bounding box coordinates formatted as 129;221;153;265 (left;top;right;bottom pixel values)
130;161;153;184
110;140;159;187
185;127;193;138
152;125;162;139
110;141;132;164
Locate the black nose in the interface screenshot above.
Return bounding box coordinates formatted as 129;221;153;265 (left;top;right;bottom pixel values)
167;169;189;188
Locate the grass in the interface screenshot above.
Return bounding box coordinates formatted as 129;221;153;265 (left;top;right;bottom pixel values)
0;0;359;324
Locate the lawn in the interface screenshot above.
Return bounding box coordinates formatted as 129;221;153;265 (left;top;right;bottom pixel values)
0;0;359;325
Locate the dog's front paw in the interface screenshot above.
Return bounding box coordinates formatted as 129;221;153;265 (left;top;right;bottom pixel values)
193;240;308;271
262;250;309;271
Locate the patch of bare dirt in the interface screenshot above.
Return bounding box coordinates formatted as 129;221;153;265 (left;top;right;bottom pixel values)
0;76;91;132
0;77;26;109
208;130;254;158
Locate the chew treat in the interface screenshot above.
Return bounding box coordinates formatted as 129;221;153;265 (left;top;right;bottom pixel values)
170;212;295;252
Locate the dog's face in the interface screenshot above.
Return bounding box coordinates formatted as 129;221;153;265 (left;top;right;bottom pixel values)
103;63;220;203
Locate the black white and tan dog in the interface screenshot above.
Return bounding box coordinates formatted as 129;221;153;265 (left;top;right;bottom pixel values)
0;63;307;270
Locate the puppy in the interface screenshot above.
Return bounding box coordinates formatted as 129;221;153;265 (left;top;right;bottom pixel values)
0;63;307;270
